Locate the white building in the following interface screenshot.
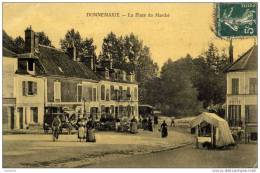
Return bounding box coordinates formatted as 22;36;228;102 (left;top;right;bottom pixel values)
225;45;257;141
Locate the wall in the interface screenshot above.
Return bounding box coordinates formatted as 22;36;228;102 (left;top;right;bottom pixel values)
14;74;45;127
3;57;17;98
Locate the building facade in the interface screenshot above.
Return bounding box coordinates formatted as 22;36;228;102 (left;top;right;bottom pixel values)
3;26;139;130
225;45;257;141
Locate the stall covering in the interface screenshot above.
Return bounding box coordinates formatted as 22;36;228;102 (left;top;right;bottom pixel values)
190;112;235;147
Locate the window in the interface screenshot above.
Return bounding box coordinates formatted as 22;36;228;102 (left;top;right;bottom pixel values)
231;78;239;95
106;88;110;101
101;85;105;100
134;87;138;100
22;81;37;96
54;81;61;102
245;105;257;123
119;86;123;100
110;85;115;100
93;88;97;101
228;105;241;127
30;107;38;123
249;78;257;94
28;60;34;71
127;87;131;100
77;85;82;102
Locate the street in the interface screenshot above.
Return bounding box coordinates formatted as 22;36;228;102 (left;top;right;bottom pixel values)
3;128;193;168
89;143;257;168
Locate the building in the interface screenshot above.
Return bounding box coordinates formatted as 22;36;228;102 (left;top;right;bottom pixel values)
225;45;257;141
3;26;139;130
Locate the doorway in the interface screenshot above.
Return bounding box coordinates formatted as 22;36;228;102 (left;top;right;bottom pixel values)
10;107;15;129
17;107;23;129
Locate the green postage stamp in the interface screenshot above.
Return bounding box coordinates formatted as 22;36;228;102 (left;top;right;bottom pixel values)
216;3;257;37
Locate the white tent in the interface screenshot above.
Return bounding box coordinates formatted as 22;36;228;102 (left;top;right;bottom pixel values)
190;112;235;147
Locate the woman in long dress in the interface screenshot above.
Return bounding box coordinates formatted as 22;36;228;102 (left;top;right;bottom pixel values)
161;120;168;138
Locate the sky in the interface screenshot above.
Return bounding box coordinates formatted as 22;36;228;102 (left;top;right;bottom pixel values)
3;3;256;68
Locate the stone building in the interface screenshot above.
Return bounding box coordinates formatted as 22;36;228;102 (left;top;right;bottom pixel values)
225;45;257;141
2;26;139;130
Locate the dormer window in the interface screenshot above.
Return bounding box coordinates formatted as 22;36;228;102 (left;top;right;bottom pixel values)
28;60;34;71
105;70;110;79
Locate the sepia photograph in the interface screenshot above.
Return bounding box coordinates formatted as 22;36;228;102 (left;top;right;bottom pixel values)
1;1;258;169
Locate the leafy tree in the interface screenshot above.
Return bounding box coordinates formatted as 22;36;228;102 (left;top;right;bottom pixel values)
81;37;97;63
60;29;82;56
13;36;25;54
192;43;229;108
160;57;202;116
3;30;16;52
37;32;53;47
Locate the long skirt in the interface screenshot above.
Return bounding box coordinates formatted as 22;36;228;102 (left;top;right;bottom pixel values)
86;129;96;142
130;122;138;134
161;127;168;138
78;126;85;141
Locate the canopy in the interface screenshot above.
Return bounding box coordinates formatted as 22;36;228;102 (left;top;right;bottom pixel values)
190;112;235;147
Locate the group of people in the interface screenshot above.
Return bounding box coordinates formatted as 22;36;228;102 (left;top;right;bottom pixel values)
51;114;169;142
51;115;96;142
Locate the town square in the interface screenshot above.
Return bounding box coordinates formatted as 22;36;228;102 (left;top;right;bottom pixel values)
1;2;258;169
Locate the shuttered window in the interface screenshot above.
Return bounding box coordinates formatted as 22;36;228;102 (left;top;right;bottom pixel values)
228;105;241;127
231;78;239;95
249;78;257;94
22;81;37;96
54;81;61;102
93;87;97;101
101;85;105;100
245;105;257;123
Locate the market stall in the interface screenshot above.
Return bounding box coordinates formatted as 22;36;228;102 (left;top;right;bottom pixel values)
190;112;235;148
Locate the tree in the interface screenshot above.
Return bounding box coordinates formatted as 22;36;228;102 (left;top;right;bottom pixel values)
13;36;25;54
100;32;125;69
81;37;97;63
160;57;202;116
3;30;16;52
191;43;229;108
60;29;82;56
37;32;53;47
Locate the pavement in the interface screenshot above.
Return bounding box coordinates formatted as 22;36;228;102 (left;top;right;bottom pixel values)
2;127;193;168
89;143;258;168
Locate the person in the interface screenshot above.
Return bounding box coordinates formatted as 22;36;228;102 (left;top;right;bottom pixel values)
171;117;175;127
148;117;153;132
154;115;158;125
115;118;120;131
142;117;148;130
52;115;61;141
78;118;85;142
130;116;138;134
86;118;96;142
161;120;168;138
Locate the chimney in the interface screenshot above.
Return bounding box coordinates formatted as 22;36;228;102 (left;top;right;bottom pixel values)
67;44;77;61
25;26;35;53
84;55;95;70
229;39;234;64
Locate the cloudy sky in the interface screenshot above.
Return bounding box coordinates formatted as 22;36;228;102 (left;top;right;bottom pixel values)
3;3;255;67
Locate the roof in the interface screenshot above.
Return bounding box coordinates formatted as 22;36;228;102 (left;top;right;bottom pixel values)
35;45;100;80
3;47;17;57
225;45;257;72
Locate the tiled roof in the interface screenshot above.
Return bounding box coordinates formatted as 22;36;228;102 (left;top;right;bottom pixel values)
225;45;257;72
36;45;100;80
3;47;17;57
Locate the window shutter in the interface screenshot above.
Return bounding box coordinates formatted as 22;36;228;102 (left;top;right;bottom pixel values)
22;81;26;96
33;82;37;95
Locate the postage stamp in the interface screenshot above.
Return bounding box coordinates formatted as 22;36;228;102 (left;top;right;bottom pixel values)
216;3;257;37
